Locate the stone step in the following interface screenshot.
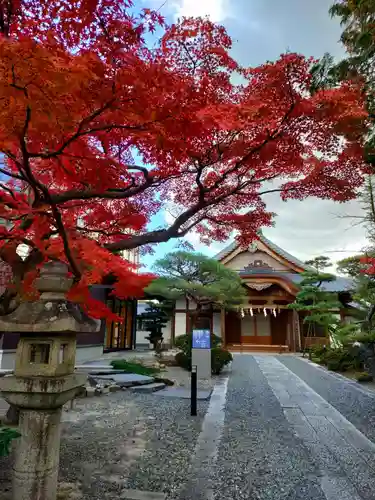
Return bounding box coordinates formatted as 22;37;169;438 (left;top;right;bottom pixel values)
75;365;115;371
227;344;289;353
96;373;155;388
130;383;166;393
79;369;126;376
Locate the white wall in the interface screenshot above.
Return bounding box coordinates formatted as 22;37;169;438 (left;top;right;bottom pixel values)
175;312;187;337
175;298;186;309
212;312;221;337
136;318;172;347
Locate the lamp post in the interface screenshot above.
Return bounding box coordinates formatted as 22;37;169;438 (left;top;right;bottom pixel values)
0;261;99;500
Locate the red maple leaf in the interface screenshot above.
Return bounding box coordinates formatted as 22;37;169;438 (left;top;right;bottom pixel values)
0;2;369;318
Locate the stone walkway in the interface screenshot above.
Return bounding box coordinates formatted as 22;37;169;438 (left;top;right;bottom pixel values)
2;354;375;500
206;355;375;500
257;356;375;500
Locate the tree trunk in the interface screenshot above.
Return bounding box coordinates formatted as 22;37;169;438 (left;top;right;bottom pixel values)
189;303;211;332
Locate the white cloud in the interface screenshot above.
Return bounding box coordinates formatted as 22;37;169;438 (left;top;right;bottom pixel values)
153;0;231;23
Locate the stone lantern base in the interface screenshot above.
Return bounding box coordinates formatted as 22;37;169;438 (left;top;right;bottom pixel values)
0;373;86;500
0;261;100;500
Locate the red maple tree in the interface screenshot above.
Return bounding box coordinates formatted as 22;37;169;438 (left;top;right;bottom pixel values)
0;0;369;317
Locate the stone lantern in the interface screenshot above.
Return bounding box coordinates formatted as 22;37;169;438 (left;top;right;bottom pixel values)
0;261;100;500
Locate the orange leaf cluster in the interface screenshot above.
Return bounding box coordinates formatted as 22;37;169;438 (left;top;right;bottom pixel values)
0;1;369;318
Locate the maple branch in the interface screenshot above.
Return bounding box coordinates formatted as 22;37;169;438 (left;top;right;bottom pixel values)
10;65;28;96
0;182;16;199
27;103;168;161
16;107;82;278
258;186;299;196
105;200;208;251
195;163;207;202
206;101;296;193
0;165;24;181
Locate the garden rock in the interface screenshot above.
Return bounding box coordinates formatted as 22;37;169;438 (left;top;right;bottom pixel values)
85;387;96;397
96;373;155;388
108;384;122;392
130;383;166;393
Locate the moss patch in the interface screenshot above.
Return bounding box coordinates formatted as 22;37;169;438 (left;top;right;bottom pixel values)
110;360;160;376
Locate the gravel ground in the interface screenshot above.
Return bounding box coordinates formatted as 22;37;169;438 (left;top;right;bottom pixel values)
0;390;208;500
212;355;327;500
278;355;375;444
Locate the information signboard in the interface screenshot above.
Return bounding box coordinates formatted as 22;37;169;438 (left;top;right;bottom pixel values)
192;329;211;349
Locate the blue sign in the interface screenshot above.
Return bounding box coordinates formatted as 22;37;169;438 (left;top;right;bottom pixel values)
192;329;211;349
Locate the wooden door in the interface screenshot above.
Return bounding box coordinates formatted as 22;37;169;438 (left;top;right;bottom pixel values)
225;311;241;344
255;314;272;345
240;313;272;345
271;309;288;345
105;299;134;350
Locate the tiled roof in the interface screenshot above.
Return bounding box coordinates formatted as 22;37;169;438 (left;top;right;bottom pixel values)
214;232;313;271
239;269;353;292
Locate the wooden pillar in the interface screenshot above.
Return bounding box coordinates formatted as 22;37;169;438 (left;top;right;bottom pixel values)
292;309;302;352
220;308;226;347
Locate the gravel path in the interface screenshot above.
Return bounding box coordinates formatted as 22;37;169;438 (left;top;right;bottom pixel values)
3;354;375;500
0;390;208;500
279;355;375;444
212;354;326;500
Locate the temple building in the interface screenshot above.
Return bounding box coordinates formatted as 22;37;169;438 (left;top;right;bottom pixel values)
168;234;355;353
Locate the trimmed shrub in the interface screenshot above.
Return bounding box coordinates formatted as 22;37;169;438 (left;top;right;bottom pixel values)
356;372;374;383
174;334;232;374
327;360;342;372
319;345;362;372
211;347;233;374
309;344;328;359
175;333;221;354
175;351;191;371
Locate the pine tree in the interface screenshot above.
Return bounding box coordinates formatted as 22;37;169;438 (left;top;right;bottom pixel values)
289;256;341;345
145;251;248;332
139;301;172;351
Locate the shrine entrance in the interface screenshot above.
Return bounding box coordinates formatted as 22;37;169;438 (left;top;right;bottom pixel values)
223;280;300;352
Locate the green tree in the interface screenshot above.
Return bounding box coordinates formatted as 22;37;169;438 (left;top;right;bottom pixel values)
309;1;375;326
145;251;247;331
310;1;375;164
305;255;332;272
337;252;375;323
138;301;173;351
289;269;341;338
289;254;349;349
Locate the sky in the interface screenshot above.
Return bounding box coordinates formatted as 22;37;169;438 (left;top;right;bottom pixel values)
141;0;369;271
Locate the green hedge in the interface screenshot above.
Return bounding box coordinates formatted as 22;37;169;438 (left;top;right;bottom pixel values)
308;344;363;372
174;334;232;375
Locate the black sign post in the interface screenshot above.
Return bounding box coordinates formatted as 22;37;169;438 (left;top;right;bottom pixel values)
191;365;197;416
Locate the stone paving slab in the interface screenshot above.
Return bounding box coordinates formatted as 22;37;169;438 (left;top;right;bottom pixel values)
120;489;166;499
213;354;328;500
130;383;166;393
95;373;155;387
153;388;212;400
75;365;117;372
256;355;375;500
